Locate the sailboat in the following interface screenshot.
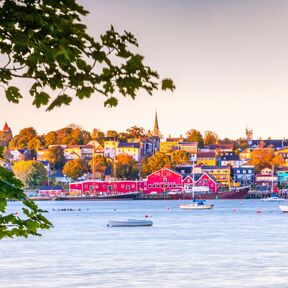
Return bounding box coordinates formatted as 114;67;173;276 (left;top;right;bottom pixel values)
261;166;285;202
179;162;214;210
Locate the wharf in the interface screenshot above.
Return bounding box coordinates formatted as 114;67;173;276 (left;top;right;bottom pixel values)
247;190;288;199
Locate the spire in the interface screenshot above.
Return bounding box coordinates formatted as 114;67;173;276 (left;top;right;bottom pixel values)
153;111;160;137
3;122;10;131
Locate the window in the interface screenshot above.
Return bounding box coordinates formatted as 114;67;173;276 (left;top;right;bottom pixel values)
248;170;252;173
126;185;130;190
148;184;152;188
237;170;240;174
163;177;167;182
121;184;124;188
108;185;112;190
243;170;246;174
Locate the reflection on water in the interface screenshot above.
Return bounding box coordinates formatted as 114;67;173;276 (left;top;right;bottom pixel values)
1;200;288;288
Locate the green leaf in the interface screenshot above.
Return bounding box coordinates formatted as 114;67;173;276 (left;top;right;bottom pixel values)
104;97;118;107
46;94;72;111
161;79;175;91
5;86;22;103
33;92;50;108
76;87;94;99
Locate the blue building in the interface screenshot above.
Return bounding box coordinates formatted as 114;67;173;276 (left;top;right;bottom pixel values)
232;166;255;185
277;169;288;187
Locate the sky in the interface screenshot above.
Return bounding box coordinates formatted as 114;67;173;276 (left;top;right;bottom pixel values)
1;0;288;139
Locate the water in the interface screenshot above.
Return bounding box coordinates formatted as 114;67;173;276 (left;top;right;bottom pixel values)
1;200;288;288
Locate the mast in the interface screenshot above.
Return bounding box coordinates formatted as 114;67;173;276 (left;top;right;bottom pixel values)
192;161;195;199
92;141;96;196
271;165;274;194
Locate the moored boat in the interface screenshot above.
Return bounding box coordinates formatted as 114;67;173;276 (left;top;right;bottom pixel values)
262;195;286;202
107;219;153;227
179;200;214;210
279;204;288;212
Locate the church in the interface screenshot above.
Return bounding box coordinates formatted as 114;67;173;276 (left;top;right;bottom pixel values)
0;122;13;146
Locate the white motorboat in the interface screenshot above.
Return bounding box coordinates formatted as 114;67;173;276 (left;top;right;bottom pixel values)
262;196;286;202
179;201;214;210
107;219;153;227
279;204;288;212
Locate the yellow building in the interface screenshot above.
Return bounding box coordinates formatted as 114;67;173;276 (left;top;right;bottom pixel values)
201;165;231;187
117;142;141;161
275;148;288;167
196;152;216;166
239;148;251;161
160;141;179;153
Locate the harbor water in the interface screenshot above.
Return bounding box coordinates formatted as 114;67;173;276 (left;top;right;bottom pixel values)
1;200;288;288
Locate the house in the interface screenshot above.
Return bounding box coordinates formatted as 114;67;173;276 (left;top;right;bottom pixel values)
142;167;183;194
275;148;288;167
196;152;216;166
248;139;288;150
201;165;231;187
239;148;251;161
116;142;141;161
182;173;218;193
10;149;34;162
38;186;63;197
69;180;139;195
104;140;119;158
178;142;198;154
160;140;180;153
219;153;245;167
232;166;255;185
205;144;234;153
255;167;277;188
277;168;288;187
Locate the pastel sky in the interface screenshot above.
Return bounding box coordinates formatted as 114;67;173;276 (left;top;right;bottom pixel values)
1;0;288;139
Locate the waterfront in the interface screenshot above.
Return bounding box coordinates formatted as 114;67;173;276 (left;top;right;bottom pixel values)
1;200;288;288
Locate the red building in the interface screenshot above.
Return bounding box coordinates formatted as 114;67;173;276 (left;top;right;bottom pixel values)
69;180;138;195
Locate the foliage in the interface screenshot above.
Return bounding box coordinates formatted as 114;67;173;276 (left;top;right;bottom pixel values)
89;155;109;179
141;152;171;176
186;129;204;148
171;150;190;166
44;146;66;170
204;131;218;146
106;130;118;139
126;126;146;139
0;0;174;110
12;160;47;188
0;147;52;238
249;145;284;173
116;153;138;179
8;127;37;150
91;129;105;145
62;159;87;180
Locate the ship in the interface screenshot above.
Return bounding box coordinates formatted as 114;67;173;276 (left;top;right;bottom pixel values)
140;186;250;200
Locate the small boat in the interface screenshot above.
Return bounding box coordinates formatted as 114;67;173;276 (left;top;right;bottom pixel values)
262;195;286;202
179;200;214;210
107;219;153;227
279;204;288;212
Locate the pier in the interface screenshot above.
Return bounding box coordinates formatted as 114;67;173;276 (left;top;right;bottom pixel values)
247;190;288;199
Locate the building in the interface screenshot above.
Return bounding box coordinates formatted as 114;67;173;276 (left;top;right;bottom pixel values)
239;148;251;161
178;142;198;153
248;139;288;150
69;180;139;195
277;168;288;187
196;152;216;166
205;144;234;153
255;167;277;188
117;142;141;161
0;122;13;146
232;166;255;185
182;173;218;193
201;165;231;187
38;186;63;197
104;140;119;159
275;148;288;167
219;153;245;167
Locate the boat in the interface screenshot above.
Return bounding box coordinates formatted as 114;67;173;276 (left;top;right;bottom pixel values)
55;191;141;201
262;195;286;202
107;219;153;227
179;200;214;210
279;204;288;212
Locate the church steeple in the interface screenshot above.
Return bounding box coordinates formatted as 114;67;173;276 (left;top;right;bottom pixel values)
153;111;160;137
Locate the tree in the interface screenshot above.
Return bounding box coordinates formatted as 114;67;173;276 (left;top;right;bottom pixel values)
44;146;66;170
249;145;284;173
9;127;37;150
116;153;138;179
0;0;174;110
0;147;52;238
141;152;171;176
186;129;204;148
62;159;87;180
118;132;129;142
44;131;58;147
126;126;146;139
91;129;105;145
204;131;218;145
106;130;118;139
89;155;109;179
27;136;45;151
171;150;190;166
12;160;47;188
